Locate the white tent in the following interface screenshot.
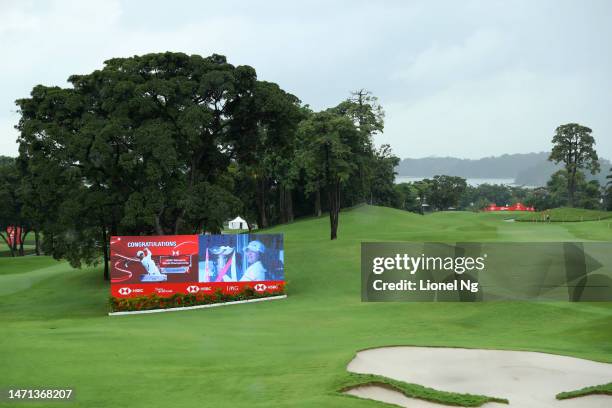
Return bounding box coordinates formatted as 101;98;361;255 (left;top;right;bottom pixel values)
228;216;248;230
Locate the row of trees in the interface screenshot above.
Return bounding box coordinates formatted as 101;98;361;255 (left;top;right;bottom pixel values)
2;52;398;273
392;123;611;213
393;175;468;212
526;169;605;210
393;168;612;214
0;156;41;256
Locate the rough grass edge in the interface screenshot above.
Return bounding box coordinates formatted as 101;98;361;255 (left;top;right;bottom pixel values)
556;382;612;400
337;373;509;407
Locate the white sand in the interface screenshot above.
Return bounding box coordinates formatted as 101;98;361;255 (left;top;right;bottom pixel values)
345;347;612;407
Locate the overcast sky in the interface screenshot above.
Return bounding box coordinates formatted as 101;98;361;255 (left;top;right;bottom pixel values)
1;0;611;159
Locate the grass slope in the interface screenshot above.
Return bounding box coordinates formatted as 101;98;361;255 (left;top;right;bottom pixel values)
1;206;611;407
516;207;612;222
0;255;61;276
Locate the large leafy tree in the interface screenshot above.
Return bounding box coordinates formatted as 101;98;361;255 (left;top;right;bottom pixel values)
332;89;384;204
16;52;266;276
548;123;600;207
231;81;305;228
546;169;601;209
426;175;467;210
298;111;358;240
393;183;419;212
369;144;399;206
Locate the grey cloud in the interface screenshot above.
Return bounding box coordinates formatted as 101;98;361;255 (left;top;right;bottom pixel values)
1;0;610;160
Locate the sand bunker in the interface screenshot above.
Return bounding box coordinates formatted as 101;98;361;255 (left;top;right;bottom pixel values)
346;347;612;407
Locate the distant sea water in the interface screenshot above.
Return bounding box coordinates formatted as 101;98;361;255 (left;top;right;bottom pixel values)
395;176;518;187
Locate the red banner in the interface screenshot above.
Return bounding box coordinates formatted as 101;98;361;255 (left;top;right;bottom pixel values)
5;226;22;247
110;281;285;298
483;202;535;212
110;235;198;285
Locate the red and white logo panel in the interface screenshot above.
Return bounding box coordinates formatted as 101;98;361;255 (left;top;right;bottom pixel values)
111;281;284;298
186;285;200;294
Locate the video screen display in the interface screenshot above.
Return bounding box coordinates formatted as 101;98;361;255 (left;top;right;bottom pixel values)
198;234;284;283
110;234;284;298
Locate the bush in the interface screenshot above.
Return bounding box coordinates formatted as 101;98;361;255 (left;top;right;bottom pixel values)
110;285;285;313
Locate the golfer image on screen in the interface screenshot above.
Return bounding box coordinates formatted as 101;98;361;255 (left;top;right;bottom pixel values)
240;240;267;281
137;248;161;276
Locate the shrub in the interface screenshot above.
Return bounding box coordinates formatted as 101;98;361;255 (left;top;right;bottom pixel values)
110;286;285;313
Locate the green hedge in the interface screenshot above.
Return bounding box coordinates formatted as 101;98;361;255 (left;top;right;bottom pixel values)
110;286;285;312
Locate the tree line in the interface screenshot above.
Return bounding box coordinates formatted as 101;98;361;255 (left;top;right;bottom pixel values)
393;170;612;214
1;52;398;276
392;124;612;212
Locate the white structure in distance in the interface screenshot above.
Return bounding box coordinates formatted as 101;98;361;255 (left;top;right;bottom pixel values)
228;216;248;230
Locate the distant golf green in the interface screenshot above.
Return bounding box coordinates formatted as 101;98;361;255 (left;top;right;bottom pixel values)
1;206;611;407
516;207;612;222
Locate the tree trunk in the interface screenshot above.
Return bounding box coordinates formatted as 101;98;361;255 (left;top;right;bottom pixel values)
567;174;576;207
48;232;54;254
174;215;183;235
11;227;18;257
34;230;40;256
155;215;164;235
18;229;29;256
279;185;287;224
286;188;294;223
328;180;341;240
257;178;268;228
101;225;109;281
314;188;322;217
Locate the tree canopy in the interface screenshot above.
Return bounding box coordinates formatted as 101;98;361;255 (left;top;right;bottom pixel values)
549;123;600;207
12;52;399;271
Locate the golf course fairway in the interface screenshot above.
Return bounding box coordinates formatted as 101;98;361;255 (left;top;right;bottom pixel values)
1;205;611;407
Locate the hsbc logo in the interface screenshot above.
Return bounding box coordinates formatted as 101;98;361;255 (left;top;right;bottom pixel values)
186;285;200;294
254;283;267;292
118;287;132;296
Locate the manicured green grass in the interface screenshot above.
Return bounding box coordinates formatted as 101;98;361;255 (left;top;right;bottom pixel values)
0;255;61;276
515;207;612;222
1;205;611;407
557;382;612;400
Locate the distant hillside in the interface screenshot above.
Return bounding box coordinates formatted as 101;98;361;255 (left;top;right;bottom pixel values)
515;158;611;186
397;153;611;187
514;160;561;186
397;153;550;179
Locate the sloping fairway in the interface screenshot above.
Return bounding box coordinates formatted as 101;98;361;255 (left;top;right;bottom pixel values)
1;206;611;407
516;207;612;223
